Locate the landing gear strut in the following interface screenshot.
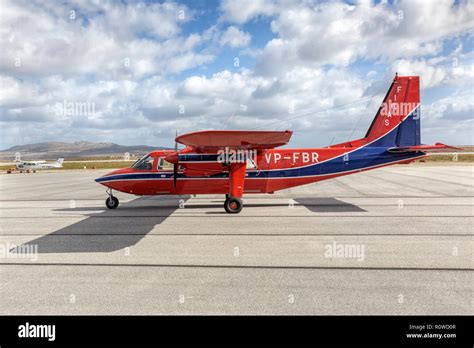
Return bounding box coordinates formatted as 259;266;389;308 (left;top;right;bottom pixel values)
224;196;243;214
105;188;119;209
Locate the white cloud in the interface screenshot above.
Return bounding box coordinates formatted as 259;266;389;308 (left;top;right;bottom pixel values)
391;50;474;89
219;26;251;48
219;0;276;24
426;92;473;122
252;0;474;75
141;67;373;146
423;90;474;145
0;75;49;108
0;0;212;79
391;59;448;88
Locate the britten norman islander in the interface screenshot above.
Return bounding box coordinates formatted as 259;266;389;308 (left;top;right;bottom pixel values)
96;74;459;213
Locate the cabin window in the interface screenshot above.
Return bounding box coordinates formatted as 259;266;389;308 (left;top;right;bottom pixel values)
131;155;154;170
158;157;174;171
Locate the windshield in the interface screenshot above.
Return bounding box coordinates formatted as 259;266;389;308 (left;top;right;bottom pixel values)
131;154;154;170
130;154;147;168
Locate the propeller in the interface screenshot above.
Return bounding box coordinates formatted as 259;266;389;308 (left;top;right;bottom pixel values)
164;130;185;189
173;130;178;189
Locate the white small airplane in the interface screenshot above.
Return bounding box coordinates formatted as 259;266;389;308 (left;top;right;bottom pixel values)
15;158;64;172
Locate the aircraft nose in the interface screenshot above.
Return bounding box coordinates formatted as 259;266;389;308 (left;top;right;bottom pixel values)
95;168;127;183
95;172;112;184
94;175;110;183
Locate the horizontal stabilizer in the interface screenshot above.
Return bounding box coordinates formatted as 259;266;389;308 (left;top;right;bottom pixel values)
176;130;293;150
387;143;462;153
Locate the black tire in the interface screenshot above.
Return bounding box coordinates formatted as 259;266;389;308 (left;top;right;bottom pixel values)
106;196;119;209
224;197;243;214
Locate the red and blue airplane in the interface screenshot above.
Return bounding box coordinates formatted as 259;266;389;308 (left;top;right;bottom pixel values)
96;74;458;213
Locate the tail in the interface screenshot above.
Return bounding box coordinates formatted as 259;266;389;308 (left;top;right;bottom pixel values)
365;74;420;148
364;74;459;153
56;158;64;165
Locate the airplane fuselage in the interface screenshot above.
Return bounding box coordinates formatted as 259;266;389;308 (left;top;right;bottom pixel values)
15;158;64;171
96;145;425;196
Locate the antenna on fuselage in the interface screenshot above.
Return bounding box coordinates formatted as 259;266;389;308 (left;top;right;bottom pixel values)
347;82;386;141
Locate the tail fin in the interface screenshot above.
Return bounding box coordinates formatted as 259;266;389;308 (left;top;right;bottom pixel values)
365;74;420;147
56;158;64;165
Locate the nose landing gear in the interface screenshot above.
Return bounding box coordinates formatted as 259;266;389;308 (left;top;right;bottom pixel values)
105;188;119;209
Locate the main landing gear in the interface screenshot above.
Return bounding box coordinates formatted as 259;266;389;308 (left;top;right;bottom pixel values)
224;162;246;214
105;188;119;209
224;196;243;214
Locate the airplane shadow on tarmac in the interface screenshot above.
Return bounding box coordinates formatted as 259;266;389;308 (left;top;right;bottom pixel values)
12;196;191;254
205;197;366;214
293;198;366;213
13;196;364;254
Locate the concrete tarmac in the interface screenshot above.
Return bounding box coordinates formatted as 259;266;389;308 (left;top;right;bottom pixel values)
0;165;472;314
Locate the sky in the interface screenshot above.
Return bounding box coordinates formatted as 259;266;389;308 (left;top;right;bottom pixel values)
0;0;473;149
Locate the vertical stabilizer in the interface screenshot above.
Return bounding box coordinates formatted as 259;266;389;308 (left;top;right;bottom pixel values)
365;74;420;147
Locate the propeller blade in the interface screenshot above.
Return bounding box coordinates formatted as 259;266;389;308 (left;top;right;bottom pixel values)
173;163;178;189
175;129;178;152
173;130;178;189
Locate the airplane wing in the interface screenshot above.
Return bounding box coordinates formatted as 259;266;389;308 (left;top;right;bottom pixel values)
388;143;463;153
175;130;293;150
172;130;293;213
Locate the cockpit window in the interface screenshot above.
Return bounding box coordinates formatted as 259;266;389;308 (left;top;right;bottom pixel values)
131;155;154;170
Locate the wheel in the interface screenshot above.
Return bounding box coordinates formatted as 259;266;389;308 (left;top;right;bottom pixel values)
106;196;119;209
224;197;243;214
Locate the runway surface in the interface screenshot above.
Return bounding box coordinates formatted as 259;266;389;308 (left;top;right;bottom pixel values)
0;165;472;314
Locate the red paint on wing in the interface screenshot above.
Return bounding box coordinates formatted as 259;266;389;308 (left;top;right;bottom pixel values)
176;130;293;149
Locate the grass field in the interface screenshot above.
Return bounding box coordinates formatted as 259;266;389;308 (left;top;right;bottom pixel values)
420;154;473;162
